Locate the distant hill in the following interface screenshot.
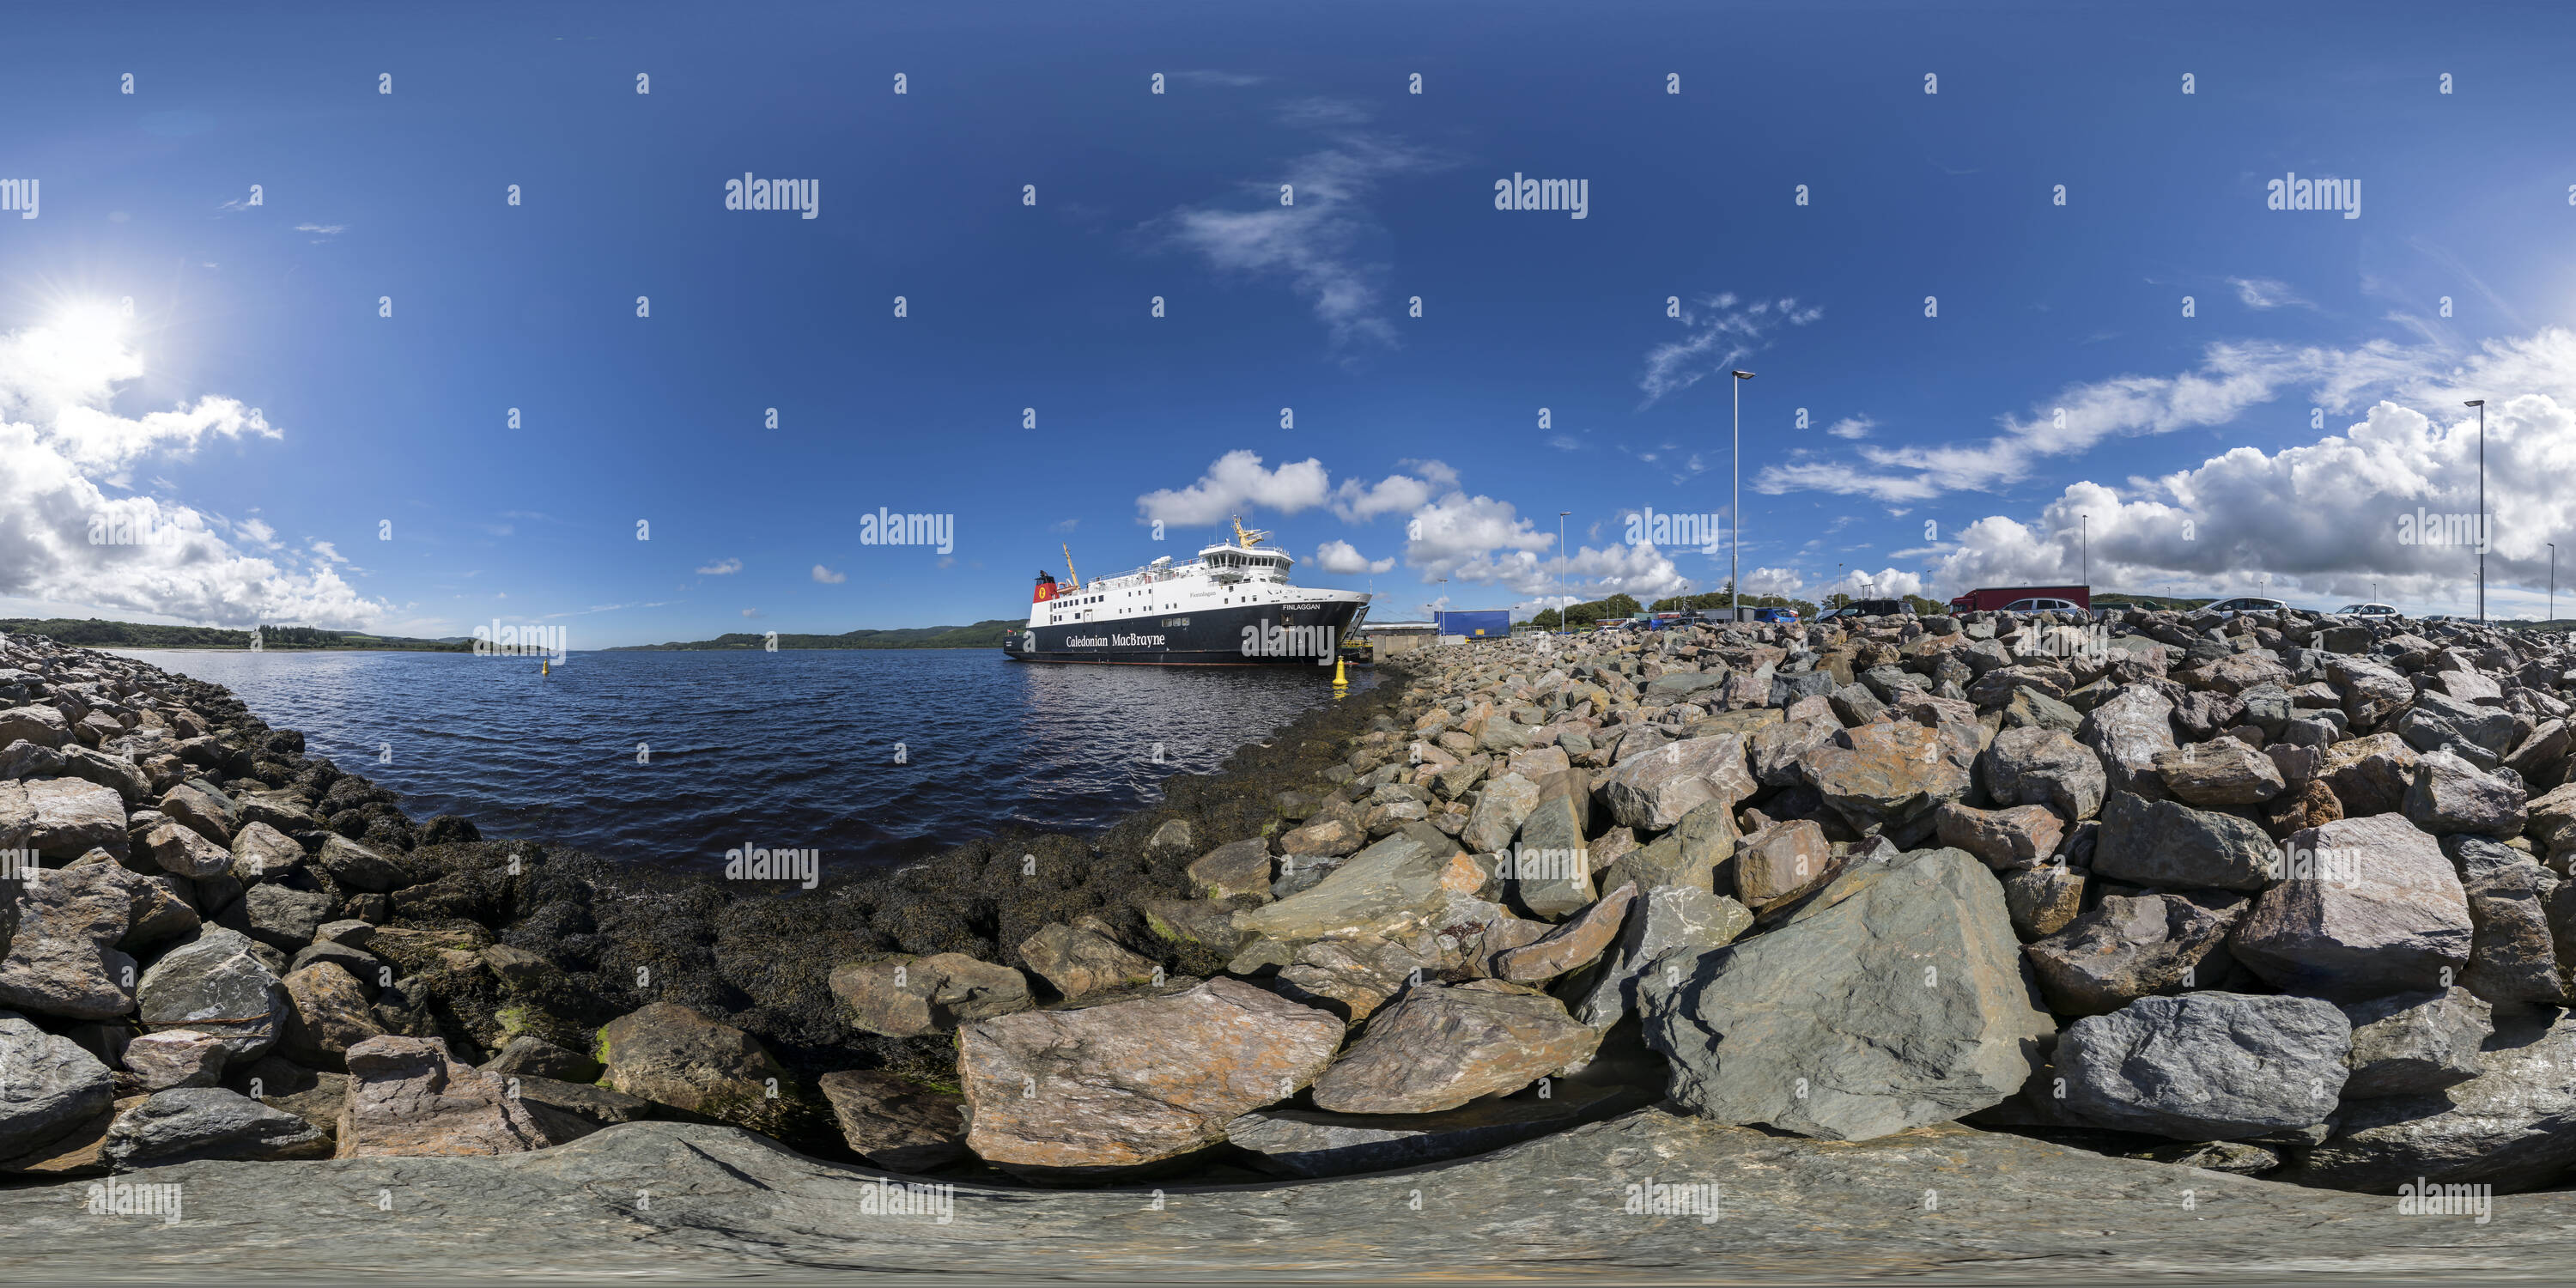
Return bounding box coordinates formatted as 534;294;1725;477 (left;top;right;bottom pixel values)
0;618;471;651
614;620;1019;651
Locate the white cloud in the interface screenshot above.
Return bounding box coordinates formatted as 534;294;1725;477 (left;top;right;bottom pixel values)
1136;450;1332;525
1176;70;1266;87
1759;334;2446;501
1821;568;1926;599
1312;540;1395;575
236;517;279;550
0;320;386;628
1742;566;1806;597
1329;459;1456;521
1929;388;2576;610
1826;416;1874;440
1277;98;1372;127
295;223;346;236
2229;276;2308;310
741;608;761;618
696;557;743;575
1152;136;1443;349
1638;294;1821;407
1546;434;1583;451
310;540;347;564
811;564;847;584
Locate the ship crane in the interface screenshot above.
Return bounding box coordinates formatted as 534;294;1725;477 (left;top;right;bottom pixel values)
1062;544;1082;592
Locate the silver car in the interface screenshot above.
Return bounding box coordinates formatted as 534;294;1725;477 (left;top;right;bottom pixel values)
1998;596;2084;614
2335;602;2397;618
2208;596;2289;617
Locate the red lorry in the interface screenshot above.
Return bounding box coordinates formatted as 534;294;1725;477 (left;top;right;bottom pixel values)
1947;585;2091;613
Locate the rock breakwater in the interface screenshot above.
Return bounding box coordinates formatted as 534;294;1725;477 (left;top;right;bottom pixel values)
13;602;2576;1211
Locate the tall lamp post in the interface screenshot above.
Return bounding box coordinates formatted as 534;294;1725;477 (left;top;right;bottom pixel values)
2467;399;2486;623
2551;543;2558;624
1557;511;1571;635
2080;513;2088;588
1732;370;1756;621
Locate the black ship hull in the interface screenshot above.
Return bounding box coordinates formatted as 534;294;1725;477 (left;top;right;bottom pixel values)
1003;599;1366;665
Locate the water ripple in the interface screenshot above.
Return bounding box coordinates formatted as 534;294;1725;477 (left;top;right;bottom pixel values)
117;648;1374;877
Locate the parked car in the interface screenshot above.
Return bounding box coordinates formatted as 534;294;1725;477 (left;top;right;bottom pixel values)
1847;598;1916;617
2207;596;2289;617
1752;606;1800;623
2335;603;2398;618
1998;596;2084;614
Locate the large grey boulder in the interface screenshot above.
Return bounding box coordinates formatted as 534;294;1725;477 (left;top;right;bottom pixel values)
1640;848;2054;1141
2285;1008;2576;1193
957;976;1341;1174
2080;684;2178;799
1508;769;1596;918
1800;721;1974;835
0;863;137;1019
2403;748;2527;837
1461;771;1541;854
1598;733;1754;832
2228;815;2472;1001
828;952;1034;1037
2090;790;2274;891
134;927;288;1062
1016;924;1157;1000
339;1035;562;1158
1309;980;1601;1115
1567;885;1751;1030
2457;858;2567;1005
1232;826;1485;945
1979;727;2107;823
102;1086;330;1169
2023;891;2249;1017
2153;738;2286;805
313;834;408;892
0;1011;113;1158
2339;987;2492;1098
2057;992;2350;1139
815;1069;968;1172
3;778;127;860
243;882;331;952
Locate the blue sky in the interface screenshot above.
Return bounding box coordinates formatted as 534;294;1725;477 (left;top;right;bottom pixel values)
9;0;2576;646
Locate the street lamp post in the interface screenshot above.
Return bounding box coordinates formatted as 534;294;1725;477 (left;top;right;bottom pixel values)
2467;399;2487;623
2081;513;2088;588
1558;511;1571;635
1733;370;1756;621
2552;543;2558;624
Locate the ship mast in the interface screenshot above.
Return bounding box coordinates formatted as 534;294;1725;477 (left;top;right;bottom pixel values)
1061;544;1083;591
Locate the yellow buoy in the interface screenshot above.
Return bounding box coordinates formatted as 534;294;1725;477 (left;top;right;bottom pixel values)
1332;654;1347;688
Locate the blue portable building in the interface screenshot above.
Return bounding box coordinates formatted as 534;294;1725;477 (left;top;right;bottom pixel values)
1435;610;1513;639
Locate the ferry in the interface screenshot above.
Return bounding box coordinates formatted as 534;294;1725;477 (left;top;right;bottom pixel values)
1004;518;1372;665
